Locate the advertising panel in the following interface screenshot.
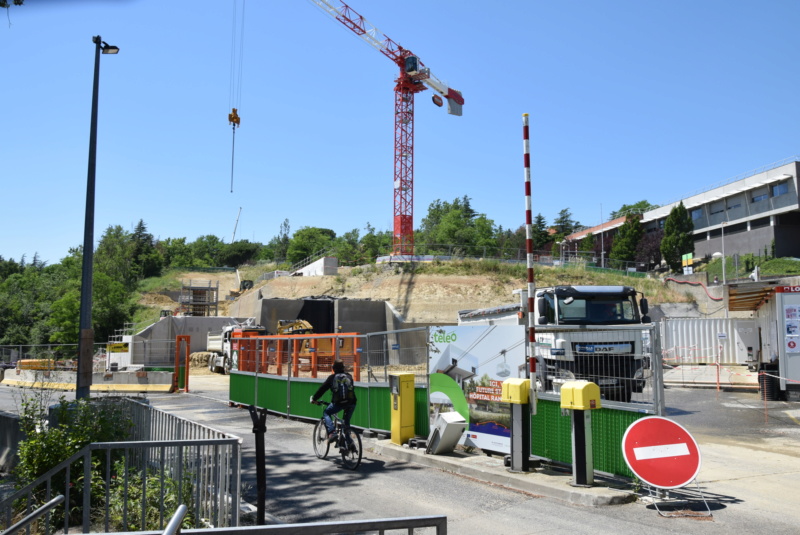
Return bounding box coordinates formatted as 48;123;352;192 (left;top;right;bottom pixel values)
429;325;527;454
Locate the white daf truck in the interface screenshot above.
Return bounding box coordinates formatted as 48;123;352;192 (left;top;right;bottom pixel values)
458;285;651;402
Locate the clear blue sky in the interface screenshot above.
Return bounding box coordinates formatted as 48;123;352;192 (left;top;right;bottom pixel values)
4;0;799;265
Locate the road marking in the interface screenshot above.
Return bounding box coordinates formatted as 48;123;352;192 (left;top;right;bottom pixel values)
633;443;690;460
787;410;800;426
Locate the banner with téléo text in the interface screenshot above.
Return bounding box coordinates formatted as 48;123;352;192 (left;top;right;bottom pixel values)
429;325;526;454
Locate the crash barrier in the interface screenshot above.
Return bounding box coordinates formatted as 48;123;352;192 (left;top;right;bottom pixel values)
230;326;663;478
1;398;242;534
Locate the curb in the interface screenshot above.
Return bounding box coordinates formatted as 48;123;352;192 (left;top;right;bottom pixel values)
370;440;635;507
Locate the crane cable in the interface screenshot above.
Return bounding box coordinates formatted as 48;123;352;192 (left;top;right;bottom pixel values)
228;0;246;193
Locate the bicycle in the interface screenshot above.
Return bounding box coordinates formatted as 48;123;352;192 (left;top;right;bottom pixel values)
311;400;362;469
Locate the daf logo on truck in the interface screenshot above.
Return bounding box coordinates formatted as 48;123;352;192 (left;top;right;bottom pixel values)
575;343;633;354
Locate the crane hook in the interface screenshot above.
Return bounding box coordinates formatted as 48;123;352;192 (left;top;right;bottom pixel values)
229;107;241;127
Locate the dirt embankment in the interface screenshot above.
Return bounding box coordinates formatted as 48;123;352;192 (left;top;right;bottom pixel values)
140;267;519;325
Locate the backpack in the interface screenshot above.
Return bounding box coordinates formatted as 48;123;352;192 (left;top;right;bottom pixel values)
331;372;355;405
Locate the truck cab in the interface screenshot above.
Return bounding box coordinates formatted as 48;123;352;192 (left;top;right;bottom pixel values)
535;285;649;326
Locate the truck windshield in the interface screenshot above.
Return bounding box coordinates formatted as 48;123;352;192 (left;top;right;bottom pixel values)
557;294;640;325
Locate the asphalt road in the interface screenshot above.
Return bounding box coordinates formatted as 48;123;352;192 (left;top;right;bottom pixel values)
2;375;799;534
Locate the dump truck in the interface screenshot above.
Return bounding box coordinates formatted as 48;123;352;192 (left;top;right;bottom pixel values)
207;322;269;374
458;285;651;402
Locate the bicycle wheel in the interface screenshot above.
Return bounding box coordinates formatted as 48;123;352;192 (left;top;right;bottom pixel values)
339;428;362;470
312;419;330;459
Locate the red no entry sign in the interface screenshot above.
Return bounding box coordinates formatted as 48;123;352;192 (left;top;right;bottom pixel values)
622;416;701;489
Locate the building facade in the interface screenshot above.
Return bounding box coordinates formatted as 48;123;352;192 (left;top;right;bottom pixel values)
642;159;800;260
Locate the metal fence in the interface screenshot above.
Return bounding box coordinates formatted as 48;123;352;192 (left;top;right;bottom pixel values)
533;324;664;415
0;398;242;535
233;328;430;387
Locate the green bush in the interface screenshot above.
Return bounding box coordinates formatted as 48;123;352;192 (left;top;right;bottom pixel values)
13;394;135;530
104;460;196;532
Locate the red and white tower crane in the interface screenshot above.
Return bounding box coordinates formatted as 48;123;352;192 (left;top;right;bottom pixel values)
309;1;464;256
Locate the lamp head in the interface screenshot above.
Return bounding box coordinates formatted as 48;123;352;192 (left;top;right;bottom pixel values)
101;42;119;54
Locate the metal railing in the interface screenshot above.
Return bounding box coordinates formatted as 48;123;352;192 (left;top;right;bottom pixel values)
2;495;64;535
149;515;448;535
0;399;242;534
163;505;188;535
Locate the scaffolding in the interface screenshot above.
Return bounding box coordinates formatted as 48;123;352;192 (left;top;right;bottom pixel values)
179;279;219;317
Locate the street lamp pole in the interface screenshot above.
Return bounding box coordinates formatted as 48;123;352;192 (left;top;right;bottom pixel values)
77;35;118;400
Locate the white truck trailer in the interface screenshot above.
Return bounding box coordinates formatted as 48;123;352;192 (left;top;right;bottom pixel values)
458;285;651;402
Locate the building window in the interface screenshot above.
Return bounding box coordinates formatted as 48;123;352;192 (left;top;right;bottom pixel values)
772;182;789;197
690;208;703;220
726;197;742;210
709;201;724;215
752;190;768;203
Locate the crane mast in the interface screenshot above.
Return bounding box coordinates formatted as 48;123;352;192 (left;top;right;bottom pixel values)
308;0;464;256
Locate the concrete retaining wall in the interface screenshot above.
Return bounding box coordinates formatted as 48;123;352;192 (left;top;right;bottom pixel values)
337;299;387;334
295;257;338;277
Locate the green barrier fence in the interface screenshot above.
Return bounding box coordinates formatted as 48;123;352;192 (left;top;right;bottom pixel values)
230;372;642;478
531;400;644;477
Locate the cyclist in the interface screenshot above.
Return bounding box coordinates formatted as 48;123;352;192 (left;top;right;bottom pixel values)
310;360;358;449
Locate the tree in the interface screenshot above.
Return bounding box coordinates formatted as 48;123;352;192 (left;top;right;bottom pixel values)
417;196;497;255
609;216;643;265
332;229;361;266
552;208;580;235
286;227;336;264
0;256;24;282
158;238;193;268
220;240;260;267
130;220;163;280
190;235;225;267
660;202;694;271
531;214;550;251
636;229;663;271
579;233;595;253
609;200;658;220
94;225;135;291
359;223;391;262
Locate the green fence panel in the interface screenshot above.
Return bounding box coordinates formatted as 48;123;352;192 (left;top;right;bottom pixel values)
256;375;287;415
591;408;643;477
531;400;645;477
229;374;431;440
415;387;430;437
229;373;255;406
531;400;572;462
368;386;391;432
